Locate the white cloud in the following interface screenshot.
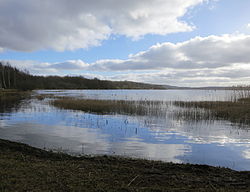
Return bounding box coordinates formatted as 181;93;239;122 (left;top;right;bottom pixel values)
48;60;89;70
247;23;250;29
117;67;250;87
5;34;250;87
86;34;250;71
0;0;205;51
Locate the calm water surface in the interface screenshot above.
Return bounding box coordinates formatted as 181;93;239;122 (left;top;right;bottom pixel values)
0;89;250;171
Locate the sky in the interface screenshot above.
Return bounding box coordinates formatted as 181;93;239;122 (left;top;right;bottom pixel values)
0;0;250;87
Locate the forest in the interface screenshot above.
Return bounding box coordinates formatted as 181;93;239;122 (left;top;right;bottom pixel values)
0;62;166;90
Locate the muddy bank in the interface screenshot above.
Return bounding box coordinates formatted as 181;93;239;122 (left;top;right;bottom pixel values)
0;139;249;192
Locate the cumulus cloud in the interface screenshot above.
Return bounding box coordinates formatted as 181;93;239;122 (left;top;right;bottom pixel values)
0;0;205;51
118;66;250;87
85;34;250;71
5;34;250;86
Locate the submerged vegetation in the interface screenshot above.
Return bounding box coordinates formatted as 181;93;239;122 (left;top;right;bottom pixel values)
1;139;250;192
52;98;167;116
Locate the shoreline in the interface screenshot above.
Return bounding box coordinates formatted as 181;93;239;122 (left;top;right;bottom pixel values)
1;138;250;191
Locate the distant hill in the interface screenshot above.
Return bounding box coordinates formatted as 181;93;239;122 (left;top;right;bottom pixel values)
1;62;245;91
0;62;167;90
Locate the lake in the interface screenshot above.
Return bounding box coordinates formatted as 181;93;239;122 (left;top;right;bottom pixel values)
0;89;250;171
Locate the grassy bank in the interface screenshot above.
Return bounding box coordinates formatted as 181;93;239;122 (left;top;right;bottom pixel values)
52;98;165;116
174;97;250;124
0;139;249;191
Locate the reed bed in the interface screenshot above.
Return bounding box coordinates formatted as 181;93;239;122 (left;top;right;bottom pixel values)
52;98;168;116
170;107;213;122
50;89;250;125
0;90;30;113
34;94;58;100
173;96;250;125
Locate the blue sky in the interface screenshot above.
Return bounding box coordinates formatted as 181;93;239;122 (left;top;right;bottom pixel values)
0;0;250;86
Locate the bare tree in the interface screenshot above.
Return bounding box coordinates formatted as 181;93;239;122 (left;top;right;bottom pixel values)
1;64;7;89
13;69;17;88
8;69;11;88
0;73;2;89
0;63;2;89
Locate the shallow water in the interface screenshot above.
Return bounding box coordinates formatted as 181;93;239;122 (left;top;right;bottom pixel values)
0;89;250;171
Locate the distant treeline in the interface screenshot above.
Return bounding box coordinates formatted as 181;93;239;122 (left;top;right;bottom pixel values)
0;62;166;90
